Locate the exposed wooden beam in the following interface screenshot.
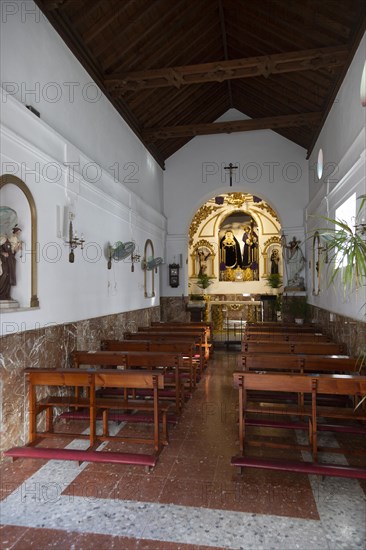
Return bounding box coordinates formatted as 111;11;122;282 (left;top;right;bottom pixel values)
142;112;322;141
105;45;349;93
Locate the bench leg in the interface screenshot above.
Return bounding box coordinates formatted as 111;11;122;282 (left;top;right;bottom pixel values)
102;410;109;437
162;411;169;446
46;407;53;433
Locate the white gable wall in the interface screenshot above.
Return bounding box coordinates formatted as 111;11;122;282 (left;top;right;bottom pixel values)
163;114;309;296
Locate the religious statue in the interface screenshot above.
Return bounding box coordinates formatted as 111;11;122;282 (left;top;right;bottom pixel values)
0;225;22;300
197;248;211;276
270;249;280;274
283;235;305;288
220;230;242;269
242;225;259;268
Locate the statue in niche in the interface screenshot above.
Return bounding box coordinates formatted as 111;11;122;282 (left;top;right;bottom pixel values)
270;249;280;274
220;230;242;269
0;225;22;300
283;236;305;288
197;248;211;276
242;225;259;280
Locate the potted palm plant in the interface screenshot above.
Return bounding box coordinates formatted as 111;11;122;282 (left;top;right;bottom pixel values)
265;273;283;290
196;273;213;293
317;194;366;291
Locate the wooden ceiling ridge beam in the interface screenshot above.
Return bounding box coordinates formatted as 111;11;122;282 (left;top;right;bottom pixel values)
104;45;349;92
142;112;322;141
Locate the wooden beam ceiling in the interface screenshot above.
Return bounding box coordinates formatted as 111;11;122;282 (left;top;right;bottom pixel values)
142;112;322;141
105;46;349;93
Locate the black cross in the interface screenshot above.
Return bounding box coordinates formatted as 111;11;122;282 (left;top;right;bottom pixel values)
224;163;238;187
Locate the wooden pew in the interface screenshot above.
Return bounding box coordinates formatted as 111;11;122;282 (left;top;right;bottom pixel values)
231;371;366;479
101;339;199;390
137;326;211;360
245;323;320;333
18;368;168;458
72;350;185;414
243;332;330;342
151;321;212;338
240;354;359;374
124;332;206;373
241;341;345;354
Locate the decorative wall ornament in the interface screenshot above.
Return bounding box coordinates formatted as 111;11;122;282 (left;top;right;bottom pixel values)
189;205;220;245
253;202;280;223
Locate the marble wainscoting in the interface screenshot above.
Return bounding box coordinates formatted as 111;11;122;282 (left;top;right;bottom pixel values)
310;305;366;357
160;296;191;322
0;306;159;460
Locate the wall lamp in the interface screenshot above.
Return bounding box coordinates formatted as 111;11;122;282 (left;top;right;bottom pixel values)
67;220;85;263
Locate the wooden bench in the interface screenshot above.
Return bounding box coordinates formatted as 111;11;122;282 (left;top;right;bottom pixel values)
137;325;211;361
243;332;330;342
241;341;345;355
124;332;206;373
245;323;320;333
240;354;359;374
136;326;211;360
233;371;366;464
24;367;168;453
72;350;185;414
101;339;200;390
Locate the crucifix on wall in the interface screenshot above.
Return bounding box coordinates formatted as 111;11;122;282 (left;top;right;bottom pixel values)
224;163;238;187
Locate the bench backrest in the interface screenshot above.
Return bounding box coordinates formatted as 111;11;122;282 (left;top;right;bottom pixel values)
124;332;202;343
233;371;366;397
101;339;195;355
241;341;345;354
233;371;316;393
101;340;150;351
241;354;358;373
72;350;182;369
94;369;164;389
25;368;95;387
24;367;164;389
243;333;329;342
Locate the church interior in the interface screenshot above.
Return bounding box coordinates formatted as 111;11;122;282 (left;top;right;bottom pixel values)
0;1;366;549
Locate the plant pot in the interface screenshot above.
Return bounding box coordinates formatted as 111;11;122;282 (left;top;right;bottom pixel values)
294;318;304;325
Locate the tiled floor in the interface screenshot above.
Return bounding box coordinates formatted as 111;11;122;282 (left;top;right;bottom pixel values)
1;351;365;550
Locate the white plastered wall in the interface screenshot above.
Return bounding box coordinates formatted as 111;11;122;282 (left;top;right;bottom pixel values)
0;3;166;336
306;34;366;322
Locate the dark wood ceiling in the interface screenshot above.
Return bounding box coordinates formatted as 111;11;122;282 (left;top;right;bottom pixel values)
36;0;366;168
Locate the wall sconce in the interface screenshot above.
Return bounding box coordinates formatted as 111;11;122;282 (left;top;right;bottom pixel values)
131;252;141;272
67;220;85;263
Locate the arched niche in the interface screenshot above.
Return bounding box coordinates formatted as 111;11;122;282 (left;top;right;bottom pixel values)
0;174;39;308
143;238;155;298
188;192;281;290
190;239;216;277
262;236;282;278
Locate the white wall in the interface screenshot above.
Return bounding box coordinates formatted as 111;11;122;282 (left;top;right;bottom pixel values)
0;2;166;336
163;109;309;296
306;34;366;321
0;1;163;212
